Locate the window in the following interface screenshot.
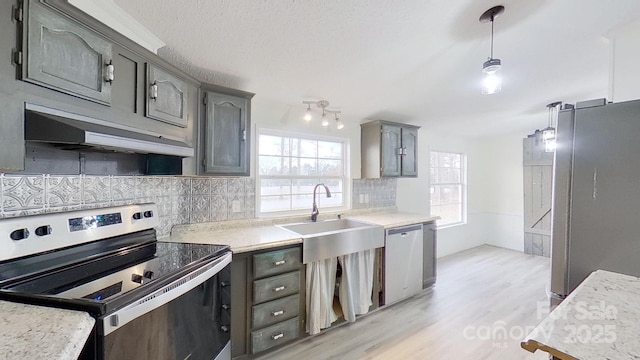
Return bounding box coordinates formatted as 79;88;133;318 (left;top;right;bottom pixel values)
258;131;347;214
429;151;466;227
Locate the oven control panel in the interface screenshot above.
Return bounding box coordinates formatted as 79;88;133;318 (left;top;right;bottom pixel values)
69;213;123;232
0;203;159;262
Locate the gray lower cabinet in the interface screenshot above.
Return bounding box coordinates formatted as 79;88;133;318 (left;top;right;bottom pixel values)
146;64;188;127
422;221;437;288
230;245;305;359
24;0;113;105
200;85;254;176
361;120;420;178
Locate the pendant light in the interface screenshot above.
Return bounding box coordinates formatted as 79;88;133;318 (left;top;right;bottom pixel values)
543;101;562;152
479;6;504;95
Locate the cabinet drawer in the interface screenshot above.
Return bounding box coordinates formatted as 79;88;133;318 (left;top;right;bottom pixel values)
253;247;301;278
252;294;299;329
253;271;300;304
251;317;299;354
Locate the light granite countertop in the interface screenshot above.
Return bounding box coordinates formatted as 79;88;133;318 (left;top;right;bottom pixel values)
169;224;303;253
348;212;439;229
0;300;95;360
166;209;439;253
521;270;640;360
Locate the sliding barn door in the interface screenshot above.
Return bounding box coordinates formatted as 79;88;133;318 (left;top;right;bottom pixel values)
523;135;553;257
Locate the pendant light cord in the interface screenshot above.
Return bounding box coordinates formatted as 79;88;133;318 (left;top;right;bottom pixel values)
490;16;494;59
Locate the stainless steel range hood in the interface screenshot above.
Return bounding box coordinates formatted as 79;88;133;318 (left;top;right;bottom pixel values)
25;105;194;158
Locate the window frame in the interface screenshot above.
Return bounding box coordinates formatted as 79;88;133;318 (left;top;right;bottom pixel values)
429;150;467;229
256;128;350;217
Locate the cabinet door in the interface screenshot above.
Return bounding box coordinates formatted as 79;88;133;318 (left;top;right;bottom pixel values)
401;127;418;176
25;0;112;104
203;91;249;175
380;125;402;177
145;64;188;127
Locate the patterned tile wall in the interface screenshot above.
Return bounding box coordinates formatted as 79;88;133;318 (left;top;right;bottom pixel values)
0;174;397;237
0;174;256;238
352;178;397;209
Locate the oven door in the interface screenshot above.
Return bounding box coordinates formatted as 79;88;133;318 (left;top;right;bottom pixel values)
97;252;232;360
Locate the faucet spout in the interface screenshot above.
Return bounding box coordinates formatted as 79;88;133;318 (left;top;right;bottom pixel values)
311;183;331;222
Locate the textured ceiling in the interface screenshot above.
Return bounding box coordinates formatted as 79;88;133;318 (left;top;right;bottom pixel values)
113;0;640;137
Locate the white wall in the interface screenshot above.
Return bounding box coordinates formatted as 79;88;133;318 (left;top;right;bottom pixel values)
609;19;640;102
396;127;529;258
475;132;529;252
396;128;487;257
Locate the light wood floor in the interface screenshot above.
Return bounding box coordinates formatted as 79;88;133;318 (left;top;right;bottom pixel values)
258;245;551;360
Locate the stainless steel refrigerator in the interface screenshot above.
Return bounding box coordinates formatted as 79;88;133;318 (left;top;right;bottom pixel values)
550;98;640;305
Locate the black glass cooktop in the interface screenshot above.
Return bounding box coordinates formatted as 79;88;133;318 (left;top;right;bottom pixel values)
0;229;229;315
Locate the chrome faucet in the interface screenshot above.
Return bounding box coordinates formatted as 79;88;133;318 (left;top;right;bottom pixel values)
311;183;332;222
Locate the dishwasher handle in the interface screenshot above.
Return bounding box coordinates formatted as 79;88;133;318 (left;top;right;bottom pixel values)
386;224;423;236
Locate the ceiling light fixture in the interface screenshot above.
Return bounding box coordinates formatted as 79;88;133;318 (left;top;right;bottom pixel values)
321;110;329;127
303;103;312;121
479;5;505;95
301;100;344;130
543;101;562;152
334;112;344;130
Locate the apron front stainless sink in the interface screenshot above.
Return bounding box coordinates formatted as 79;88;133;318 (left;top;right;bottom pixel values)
278;219;384;263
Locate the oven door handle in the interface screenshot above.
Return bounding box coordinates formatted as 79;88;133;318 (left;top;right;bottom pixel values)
102;252;232;336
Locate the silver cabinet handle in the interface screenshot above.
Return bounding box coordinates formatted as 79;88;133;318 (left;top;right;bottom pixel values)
272;310;284;316
396;148;403;155
274;260;286;266
105;60;114;83
273;286;285;292
272;333;284;340
150;81;158;100
242;129;246;141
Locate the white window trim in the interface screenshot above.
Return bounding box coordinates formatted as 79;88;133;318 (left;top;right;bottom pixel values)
256;127;351;218
429;150;467;229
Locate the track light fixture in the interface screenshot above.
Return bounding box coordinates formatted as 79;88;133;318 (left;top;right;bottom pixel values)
480;5;504;95
301;100;344;130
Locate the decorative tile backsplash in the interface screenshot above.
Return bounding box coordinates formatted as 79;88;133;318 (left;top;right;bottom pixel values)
0;174;397;238
352;178;397;209
0;174;256;238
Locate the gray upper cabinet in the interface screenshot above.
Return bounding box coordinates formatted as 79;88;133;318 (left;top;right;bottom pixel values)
146;64;188;127
381;125;402;177
361;120;420;178
401;127;418;177
200;85;254;176
24;0;112;105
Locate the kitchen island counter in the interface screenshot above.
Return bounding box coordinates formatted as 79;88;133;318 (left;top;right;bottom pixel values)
522;269;640;360
0;300;94;360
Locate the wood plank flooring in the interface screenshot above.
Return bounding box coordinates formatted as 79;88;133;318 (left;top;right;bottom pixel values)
257;245;551;360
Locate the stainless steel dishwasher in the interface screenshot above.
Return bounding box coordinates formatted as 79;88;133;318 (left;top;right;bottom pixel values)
384;224;424;305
